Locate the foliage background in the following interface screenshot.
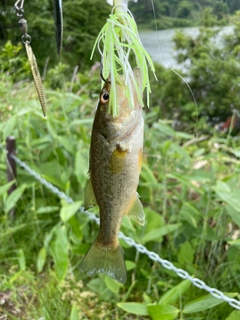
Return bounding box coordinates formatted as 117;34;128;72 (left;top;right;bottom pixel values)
0;0;240;319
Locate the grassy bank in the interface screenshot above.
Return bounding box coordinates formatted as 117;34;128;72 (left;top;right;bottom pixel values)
0;69;240;319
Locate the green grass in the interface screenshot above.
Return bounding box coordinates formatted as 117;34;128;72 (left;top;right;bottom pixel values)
0;67;240;320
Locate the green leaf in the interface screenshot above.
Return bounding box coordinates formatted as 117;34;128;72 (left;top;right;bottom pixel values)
3;115;17;139
71;244;89;255
58;136;75;154
141;162;158;185
180;202;201;228
0;181;15;196
126;260;136;271
226;310;240;320
168;173;204;195
0;224;27;238
228;239;240;247
170;143;190;167
6;184;26;213
183;292;238;314
70;305;80;320
36;206;59;214
70;118;93;127
51;226;69;280
121;215;135;231
60;201;82;222
69;215;83;239
142;223;181;244
44;229;55;248
225;205;240;228
104;275;122;294
74;149;89;188
148;304;179;320
9;270;24;284
117;302;148;316
159;280;191;305
41;174;65;190
47;118;58;138
31;136;52;148
213;181;240;212
87;278;106;295
17;249;26;271
37;247;47;273
153;122;176;137
144;208;163;234
178;242;194;264
176;132;193;139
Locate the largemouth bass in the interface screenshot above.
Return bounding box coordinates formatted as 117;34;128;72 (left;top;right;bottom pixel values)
80;68;145;284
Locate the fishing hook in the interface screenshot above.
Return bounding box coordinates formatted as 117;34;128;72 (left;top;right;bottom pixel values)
100;63;111;83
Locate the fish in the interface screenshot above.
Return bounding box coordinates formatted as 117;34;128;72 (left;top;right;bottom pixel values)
25;42;46;116
80;68;145;284
52;0;63;56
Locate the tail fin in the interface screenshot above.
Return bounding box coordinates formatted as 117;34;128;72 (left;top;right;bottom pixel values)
80;240;127;284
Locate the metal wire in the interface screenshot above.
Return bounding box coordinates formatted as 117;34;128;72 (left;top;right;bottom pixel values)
0;143;240;310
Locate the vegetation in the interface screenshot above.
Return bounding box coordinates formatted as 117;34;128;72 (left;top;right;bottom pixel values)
0;0;110;72
1;62;240;319
1;2;240;320
146;11;240;130
129;0;240;29
1;0;240;74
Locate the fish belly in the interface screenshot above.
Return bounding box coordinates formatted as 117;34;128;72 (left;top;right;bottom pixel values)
91;117;143;244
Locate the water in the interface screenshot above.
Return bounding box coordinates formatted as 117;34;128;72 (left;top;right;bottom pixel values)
139;26;234;68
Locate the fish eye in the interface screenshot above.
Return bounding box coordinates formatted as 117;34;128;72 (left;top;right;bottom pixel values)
100;92;109;104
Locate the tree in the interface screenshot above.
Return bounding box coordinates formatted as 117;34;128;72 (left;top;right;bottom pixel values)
0;0;110;72
176;1;193;19
172;12;240;127
213;0;229;19
223;0;240;13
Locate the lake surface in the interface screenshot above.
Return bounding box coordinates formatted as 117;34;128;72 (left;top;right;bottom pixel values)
139;26;234;69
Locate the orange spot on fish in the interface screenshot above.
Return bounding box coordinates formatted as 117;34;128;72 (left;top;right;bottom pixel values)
109;144;128;174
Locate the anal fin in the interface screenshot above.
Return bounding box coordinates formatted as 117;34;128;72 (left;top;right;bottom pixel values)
127;193;145;226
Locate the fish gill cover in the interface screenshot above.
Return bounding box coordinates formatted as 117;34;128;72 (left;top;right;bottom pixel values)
91;0;157;117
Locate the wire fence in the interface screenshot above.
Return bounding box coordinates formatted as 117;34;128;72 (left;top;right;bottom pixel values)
1;143;240;311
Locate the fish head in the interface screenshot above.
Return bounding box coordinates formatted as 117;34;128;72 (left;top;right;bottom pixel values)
98;68;143;125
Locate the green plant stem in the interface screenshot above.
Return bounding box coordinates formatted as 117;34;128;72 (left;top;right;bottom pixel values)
162;159;167;220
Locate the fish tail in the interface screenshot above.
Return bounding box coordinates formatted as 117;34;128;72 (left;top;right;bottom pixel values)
80;240;127;284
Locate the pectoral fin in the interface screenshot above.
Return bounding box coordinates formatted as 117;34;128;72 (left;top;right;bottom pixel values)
84;179;97;210
109;145;128;174
127;193;145;226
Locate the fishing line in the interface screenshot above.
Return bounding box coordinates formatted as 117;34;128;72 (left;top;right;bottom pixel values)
150;0;199;135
